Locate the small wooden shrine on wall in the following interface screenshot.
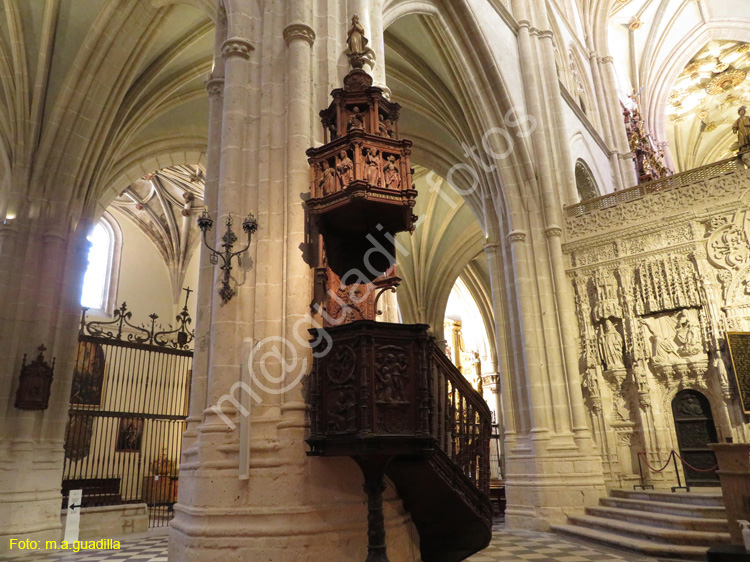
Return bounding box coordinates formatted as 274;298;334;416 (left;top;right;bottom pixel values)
306;60;418;325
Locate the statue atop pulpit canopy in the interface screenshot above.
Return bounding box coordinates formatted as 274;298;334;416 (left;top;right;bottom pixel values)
346;15;375;69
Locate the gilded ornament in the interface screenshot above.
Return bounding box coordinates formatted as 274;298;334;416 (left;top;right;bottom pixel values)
705;69;747;95
684;61;701;75
628;18;643;30
713;60;729;73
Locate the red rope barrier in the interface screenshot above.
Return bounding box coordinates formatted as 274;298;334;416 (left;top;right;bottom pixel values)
672;451;719;473
637;451;674;473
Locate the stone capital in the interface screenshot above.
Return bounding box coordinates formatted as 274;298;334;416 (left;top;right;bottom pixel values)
600;55;614;64
283;23;315;46
484;242;500;255
222;37;254;60
508;230;527;243
205;77;225;97
545;225;563;238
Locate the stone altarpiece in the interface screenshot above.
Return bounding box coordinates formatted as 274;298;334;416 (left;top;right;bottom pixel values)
564;163;750;487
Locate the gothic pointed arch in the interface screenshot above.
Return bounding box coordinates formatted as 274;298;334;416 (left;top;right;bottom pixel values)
574;159;600;201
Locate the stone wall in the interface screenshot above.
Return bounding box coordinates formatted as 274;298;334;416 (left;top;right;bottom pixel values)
60;504;148;540
563;158;750;487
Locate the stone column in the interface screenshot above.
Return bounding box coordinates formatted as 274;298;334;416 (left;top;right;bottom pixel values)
499;0;606;530
483;240;516;446
600;56;638;188
0;217;91;555
587;51;624;191
169;3;420;560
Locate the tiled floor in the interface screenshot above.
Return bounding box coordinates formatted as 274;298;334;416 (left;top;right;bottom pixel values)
6;533;168;562
468;522;658;562
8;524;657;562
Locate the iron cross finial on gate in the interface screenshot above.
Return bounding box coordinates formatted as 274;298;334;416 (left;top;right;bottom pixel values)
182;286;194;309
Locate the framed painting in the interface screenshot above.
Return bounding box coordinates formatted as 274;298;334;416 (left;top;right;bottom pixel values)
69;340;107;408
115;417;144;452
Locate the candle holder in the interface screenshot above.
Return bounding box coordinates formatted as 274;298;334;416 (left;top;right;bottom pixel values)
197;209;258;303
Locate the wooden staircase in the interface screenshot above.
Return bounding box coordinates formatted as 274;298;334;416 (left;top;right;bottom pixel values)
552;488;730;560
307;320;493;562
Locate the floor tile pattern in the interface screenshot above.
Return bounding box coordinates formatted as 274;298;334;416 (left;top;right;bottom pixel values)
7;525;659;562
468;524;658;562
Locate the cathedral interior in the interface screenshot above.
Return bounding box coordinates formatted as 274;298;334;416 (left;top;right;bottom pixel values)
3;0;750;561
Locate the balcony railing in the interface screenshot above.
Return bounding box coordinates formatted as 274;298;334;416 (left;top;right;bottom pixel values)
565;157;741;218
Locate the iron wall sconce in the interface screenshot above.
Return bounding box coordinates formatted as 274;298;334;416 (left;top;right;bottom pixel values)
198;209;258;304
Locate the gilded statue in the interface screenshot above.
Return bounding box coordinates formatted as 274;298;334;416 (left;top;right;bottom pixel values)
336;151;353;187
364;148;381;186
733;106;750;151
383;155;401;189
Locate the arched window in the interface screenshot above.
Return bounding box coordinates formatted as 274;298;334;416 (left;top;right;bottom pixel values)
574;159;600;201
81;213;121;314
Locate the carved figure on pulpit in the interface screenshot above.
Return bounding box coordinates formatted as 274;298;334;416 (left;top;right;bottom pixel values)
319;161;337;196
378;114;389;136
336;151;353;187
675;311;702;356
383;155;401;189
385;118;395;138
365;148;381;186
599;319;624;370
733;106;750;151
347;107;364;131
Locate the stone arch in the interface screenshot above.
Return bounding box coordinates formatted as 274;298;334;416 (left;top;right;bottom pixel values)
568;44;597;121
383;0;440;29
95;137;207;218
661;381;726;444
150;0;217;19
574;159;600;201
382;0;541;229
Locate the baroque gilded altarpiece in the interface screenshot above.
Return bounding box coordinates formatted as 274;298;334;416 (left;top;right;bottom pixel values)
564;161;750;487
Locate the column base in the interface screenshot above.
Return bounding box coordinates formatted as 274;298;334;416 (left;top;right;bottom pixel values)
168;486;419;562
504;444;606;531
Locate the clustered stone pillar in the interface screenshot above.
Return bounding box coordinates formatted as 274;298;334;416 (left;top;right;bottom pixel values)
0;216;91;555
169;2;420;560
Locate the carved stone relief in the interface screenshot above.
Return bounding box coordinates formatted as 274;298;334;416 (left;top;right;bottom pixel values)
564;165;750;486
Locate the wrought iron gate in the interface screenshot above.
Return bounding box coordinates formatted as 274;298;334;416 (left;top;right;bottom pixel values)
62;301;193;527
